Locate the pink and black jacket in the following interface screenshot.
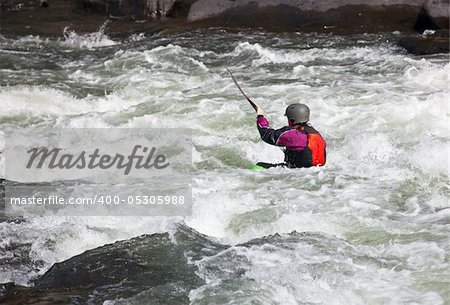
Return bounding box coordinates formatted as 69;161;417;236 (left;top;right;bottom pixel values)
257;115;327;168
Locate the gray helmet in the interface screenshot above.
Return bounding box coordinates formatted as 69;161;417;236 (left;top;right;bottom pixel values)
285;103;310;124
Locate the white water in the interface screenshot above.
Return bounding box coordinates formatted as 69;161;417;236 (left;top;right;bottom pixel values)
0;29;449;304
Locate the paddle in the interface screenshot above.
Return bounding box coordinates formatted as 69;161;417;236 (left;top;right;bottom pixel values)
226;68;259;112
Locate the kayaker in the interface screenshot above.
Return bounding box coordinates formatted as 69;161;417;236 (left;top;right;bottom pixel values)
256;103;326;168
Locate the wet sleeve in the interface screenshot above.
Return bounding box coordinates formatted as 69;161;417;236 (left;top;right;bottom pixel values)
256;115;288;147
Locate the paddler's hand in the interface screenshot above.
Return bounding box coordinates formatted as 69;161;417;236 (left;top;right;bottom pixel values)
256;107;265;116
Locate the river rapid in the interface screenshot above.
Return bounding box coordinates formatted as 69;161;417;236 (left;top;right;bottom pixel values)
0;27;449;304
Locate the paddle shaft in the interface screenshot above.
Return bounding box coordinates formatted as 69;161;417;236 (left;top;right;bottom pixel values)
226;68;258;112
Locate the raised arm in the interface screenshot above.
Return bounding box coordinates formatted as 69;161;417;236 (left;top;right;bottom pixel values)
256;115;291;146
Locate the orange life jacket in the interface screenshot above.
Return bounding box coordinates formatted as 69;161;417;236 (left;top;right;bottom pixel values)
307;133;326;166
300;125;326;167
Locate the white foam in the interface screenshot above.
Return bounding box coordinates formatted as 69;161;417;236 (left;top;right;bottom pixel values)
0;86;143;119
408;138;449;176
404;61;450;91
62;26;118;49
385;242;446;270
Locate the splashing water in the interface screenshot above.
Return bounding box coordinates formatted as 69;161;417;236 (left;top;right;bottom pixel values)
62;23;118;49
0;29;449;304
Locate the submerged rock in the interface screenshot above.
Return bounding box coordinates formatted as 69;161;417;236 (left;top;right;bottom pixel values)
0;225;227;304
1;225;442;304
399;29;450;55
